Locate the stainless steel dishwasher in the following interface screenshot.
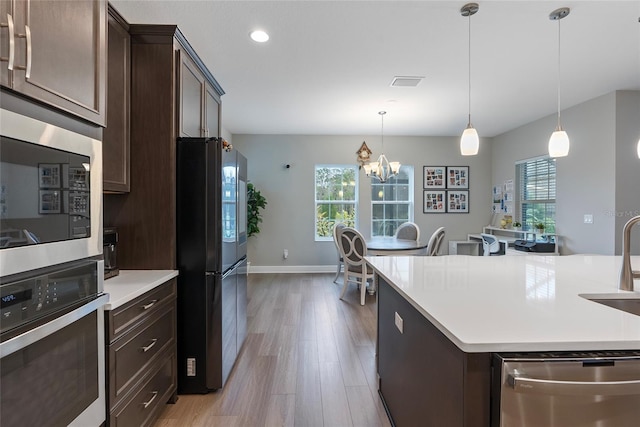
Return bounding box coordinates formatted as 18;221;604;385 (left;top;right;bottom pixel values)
492;352;640;427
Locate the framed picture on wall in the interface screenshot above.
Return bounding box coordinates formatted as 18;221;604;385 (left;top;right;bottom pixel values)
423;166;446;189
423;190;446;213
446;166;469;189
447;190;469;213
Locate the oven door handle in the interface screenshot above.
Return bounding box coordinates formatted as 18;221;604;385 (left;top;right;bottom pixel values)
0;294;109;358
508;373;640;396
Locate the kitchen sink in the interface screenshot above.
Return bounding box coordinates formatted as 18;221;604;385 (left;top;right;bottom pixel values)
581;296;640;316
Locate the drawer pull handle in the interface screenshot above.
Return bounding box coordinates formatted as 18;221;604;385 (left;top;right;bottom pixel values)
141;338;158;353
141;300;158;310
142;391;158;409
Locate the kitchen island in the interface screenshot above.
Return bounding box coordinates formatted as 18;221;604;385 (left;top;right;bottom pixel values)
366;255;640;427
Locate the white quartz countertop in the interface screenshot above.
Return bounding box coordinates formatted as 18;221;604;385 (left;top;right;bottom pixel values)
103;270;179;310
366;255;640;353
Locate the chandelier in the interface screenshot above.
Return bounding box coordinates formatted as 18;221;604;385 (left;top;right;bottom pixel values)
363;111;401;183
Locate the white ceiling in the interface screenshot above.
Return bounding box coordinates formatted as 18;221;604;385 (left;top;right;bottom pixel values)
110;0;640;137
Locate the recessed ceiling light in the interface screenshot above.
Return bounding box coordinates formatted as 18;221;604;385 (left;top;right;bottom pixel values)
250;30;269;43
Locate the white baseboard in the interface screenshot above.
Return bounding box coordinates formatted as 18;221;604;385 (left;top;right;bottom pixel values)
248;265;339;274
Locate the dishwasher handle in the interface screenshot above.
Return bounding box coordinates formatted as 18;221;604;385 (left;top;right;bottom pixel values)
508;373;640;397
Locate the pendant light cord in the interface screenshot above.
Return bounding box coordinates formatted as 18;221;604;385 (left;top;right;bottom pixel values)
556;16;562;129
468;11;472;125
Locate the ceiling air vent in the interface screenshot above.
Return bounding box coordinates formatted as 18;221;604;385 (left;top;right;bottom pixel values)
390;76;424;87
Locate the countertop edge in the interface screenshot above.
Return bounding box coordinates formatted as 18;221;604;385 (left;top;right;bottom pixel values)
103;270;179;310
369;257;640;353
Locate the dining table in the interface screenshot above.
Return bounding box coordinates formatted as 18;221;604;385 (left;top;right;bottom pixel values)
366;236;429;256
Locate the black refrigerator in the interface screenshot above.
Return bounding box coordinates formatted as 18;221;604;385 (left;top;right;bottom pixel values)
176;137;248;393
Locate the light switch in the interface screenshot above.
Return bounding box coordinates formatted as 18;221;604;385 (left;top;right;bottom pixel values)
584;214;593;224
394;311;403;334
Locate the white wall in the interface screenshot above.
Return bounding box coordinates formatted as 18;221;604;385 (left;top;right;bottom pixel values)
492;90;640;255
232;134;492;270
615;91;640;255
230;90;639;267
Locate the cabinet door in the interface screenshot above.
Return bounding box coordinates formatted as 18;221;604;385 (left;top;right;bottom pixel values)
0;1;12;87
179;53;204;137
11;0;106;126
103;8;130;193
204;81;220;138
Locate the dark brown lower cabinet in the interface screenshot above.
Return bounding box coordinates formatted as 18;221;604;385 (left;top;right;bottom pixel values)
105;279;177;427
377;277;491;427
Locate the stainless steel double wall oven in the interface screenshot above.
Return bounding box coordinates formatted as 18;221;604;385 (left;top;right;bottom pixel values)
0;108;107;426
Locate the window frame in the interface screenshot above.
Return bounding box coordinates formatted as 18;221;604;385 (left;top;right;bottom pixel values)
370;165;414;237
314;164;359;241
516;156;556;233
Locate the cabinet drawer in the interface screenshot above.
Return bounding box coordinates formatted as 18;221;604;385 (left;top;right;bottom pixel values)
110;353;176;427
109;279;176;339
110;304;175;404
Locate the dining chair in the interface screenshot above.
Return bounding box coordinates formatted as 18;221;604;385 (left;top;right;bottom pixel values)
395;221;420;241
426;226;446;256
337;227;375;305
481;233;501;256
332;222;346;283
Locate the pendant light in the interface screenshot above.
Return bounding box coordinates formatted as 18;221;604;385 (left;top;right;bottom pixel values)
460;3;479;156
364;111;401;183
548;7;571;158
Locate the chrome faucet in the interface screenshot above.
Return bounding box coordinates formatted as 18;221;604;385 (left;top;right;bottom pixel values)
620;215;640;291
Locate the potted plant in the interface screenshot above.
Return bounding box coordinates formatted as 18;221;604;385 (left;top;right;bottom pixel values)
535;222;545;234
513;221;522;231
247;182;267;237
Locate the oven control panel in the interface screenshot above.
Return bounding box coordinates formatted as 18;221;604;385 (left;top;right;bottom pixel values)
0;259;98;339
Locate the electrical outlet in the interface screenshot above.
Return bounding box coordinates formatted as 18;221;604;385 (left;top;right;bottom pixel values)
394;312;403;334
584;214;593;224
283;249;288;259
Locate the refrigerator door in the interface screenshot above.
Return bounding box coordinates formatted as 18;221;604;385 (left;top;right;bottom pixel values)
236;258;248;352
177;137;223;274
204;272;221;391
221;148;238;273
176;270;212;394
236;153;248;261
218;265;238;389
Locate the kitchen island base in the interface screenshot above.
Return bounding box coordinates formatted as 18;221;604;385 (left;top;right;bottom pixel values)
377;277;491;427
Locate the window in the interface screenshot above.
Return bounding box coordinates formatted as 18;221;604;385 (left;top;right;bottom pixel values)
517;157;556;233
315;165;358;240
371;166;413;237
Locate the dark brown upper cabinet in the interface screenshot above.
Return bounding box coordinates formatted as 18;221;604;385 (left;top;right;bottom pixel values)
179;53;221;138
104;25;224;270
103;4;130;193
0;0;107;126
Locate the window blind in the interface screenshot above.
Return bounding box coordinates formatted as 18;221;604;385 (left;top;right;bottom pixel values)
519;158;556;202
517;157;556;231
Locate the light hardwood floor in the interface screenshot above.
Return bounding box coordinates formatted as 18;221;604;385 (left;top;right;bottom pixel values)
153;273;391;427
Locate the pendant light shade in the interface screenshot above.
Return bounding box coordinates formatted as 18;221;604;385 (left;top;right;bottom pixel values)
460;125;479;156
548;7;570;158
548;128;570;158
460;3;479;156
